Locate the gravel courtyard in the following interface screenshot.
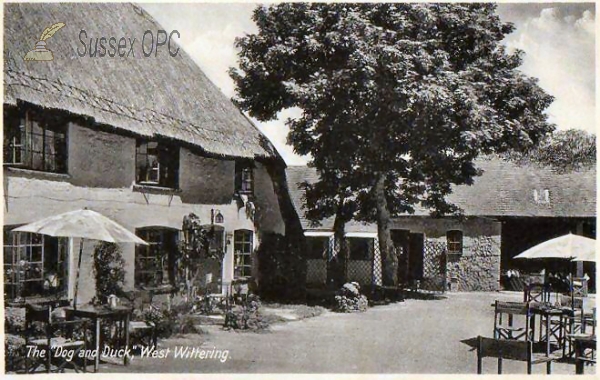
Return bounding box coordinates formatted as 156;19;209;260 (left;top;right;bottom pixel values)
103;291;595;375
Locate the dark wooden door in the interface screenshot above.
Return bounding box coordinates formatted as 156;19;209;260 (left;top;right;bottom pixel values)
408;232;424;282
391;229;410;284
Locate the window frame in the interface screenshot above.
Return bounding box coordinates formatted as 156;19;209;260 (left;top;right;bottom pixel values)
446;230;463;254
347;238;374;261
233;229;253;278
135;227;179;288
235;161;254;195
3;227;68;301
306;236;330;260
135;138;179;189
3;108;68;173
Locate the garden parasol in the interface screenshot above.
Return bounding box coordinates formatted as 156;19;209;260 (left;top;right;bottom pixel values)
12;208;148;309
514;233;596;303
570;250;597;263
513;233;595;261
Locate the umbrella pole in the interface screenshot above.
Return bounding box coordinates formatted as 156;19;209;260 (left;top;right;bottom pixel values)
73;239;84;310
570;261;575;309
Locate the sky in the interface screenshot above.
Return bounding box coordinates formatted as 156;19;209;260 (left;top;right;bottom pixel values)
143;2;596;166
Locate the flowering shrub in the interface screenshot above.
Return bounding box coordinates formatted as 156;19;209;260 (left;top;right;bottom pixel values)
142;306;177;338
141;305;200;337
224;294;267;330
5;334;26;373
5;308;25;334
334;282;368;313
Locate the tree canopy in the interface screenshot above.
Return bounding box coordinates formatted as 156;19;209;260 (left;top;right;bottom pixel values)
504;129;596;173
231;3;555;285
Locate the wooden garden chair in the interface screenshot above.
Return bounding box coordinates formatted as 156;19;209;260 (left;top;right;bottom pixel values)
494;301;534;341
523;283;550;305
562;297;593;359
571;277;588;298
122;291;157;350
476;336;557;374
24;303;90;373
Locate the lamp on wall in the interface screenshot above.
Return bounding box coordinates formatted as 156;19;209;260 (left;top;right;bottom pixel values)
211;209;224;224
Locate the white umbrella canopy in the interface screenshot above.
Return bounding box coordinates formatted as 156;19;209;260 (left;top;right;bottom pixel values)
12;209;148;245
12;209;148;308
513;233;596;261
571;249;597;263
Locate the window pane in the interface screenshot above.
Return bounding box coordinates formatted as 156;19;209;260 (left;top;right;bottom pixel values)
135;228;177;287
20;124;29;166
31;246;43;262
30;120;44;170
234;230;253;278
242;255;251;267
3;111;67;173
447;230;463;253
306;238;322;259
136;140;178;187
235;162;254;194
3;112;23;164
348;238;372;261
44;127;56;171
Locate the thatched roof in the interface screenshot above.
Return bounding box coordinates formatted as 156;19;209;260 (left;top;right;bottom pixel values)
4;3;279;160
287;158;596;231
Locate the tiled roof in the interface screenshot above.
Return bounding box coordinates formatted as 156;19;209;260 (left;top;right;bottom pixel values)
286;158;596;231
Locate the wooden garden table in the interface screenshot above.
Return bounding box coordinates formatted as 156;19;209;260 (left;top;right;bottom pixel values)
529;305;568;356
65;305;131;372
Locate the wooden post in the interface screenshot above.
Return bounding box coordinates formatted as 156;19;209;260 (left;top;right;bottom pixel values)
477;336;483;374
527;341;533;374
576;222;584;277
73;239;84;310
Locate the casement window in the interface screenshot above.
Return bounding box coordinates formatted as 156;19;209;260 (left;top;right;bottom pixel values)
447;230;463;254
235;161;254;195
3;227;68;300
234;229;253;278
135;139;179;188
135;228;178;288
347;238;374;261
3;108;68;173
306;237;329;260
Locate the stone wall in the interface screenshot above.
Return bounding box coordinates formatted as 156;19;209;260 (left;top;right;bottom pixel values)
446;235;501;291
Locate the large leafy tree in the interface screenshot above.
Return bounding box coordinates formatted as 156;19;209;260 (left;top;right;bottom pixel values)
504;129;596;173
231;3;554;286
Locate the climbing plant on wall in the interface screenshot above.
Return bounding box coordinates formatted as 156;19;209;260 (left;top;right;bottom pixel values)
92;241;125;305
178;213;224;298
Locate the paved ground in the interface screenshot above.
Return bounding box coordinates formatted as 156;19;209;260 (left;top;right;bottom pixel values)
101;291;596;374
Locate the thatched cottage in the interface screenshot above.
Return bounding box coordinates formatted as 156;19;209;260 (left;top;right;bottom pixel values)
3;3;299;305
287;158;596;292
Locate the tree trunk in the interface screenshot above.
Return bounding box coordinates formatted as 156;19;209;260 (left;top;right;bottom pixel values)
330;211;347;288
375;174;398;286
